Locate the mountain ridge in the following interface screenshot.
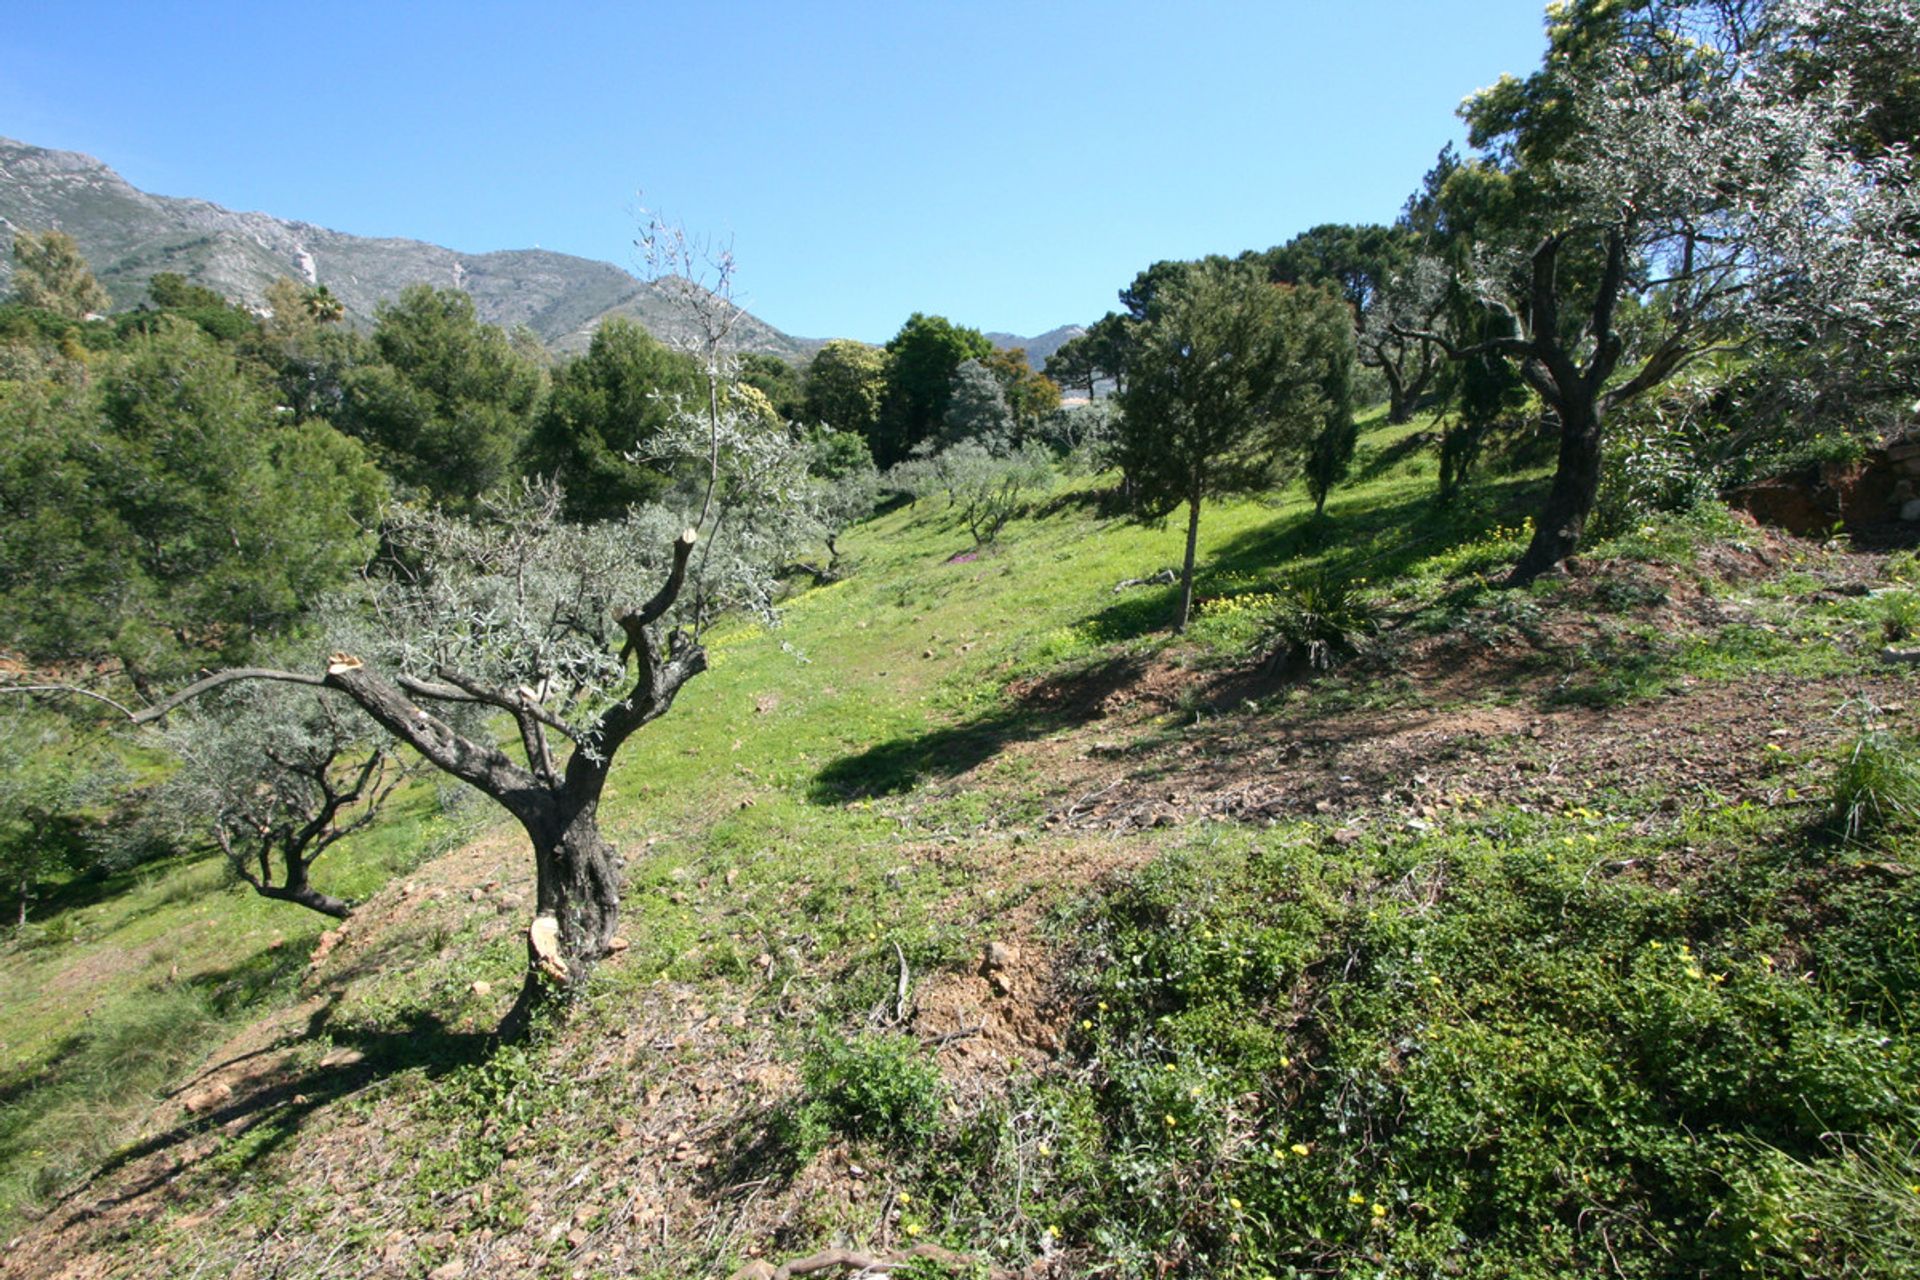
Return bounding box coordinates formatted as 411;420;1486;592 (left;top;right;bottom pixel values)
0;135;820;360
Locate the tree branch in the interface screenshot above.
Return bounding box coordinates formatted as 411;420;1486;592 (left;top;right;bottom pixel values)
617;528;699;639
323;664;545;817
1;668;328;725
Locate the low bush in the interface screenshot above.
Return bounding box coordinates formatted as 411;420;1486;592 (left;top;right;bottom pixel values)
798;1031;945;1148
1829;727;1920;843
1262;571;1381;672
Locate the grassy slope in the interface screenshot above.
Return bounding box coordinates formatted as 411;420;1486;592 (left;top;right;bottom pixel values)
3;409;1918;1279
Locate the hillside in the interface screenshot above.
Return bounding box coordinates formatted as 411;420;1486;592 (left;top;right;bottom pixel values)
3;410;1916;1279
984;325;1083;372
0;136;819;359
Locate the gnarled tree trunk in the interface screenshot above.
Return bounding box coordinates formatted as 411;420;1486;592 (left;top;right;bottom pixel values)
1508;394;1604;583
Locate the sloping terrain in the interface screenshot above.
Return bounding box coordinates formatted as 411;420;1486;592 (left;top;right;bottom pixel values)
3;415;1918;1278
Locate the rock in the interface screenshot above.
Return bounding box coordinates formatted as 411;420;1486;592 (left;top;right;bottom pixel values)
1880;646;1920;665
606;936;630;953
308;928;345;968
728;1264;779;1280
982;941;1016;972
182;1081;233;1115
1331;827;1362;846
1902;498;1920;522
428;1264;466;1280
470;981;492;997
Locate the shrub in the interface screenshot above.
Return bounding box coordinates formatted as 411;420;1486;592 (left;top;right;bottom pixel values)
1262;571;1380;671
1829;728;1920;843
1875;590;1920;644
801;1032;945;1145
1589;402;1720;539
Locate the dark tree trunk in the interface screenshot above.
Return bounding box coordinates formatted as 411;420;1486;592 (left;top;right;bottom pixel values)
1383;363;1411;425
1174;492;1202;634
1508;393;1603;584
502;769;623;1034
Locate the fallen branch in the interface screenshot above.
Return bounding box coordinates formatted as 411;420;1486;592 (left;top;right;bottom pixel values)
727;1243;1018;1280
1111;567;1177;594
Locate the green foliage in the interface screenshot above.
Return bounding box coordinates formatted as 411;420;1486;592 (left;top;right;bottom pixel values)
980;346;1060;438
1589;385;1725;539
803;338;890;442
520;317;697;521
1298;292;1358;515
1116;259;1352;629
798;1032;945;1147
988;814;1920;1277
737;351;804;421
338;284;543;508
0;318;385;681
1876;590;1920;644
938;358;1014;451
881;314;993;466
7;229;110;319
0;715;124;926
1261;569;1381;671
1829;726;1920;844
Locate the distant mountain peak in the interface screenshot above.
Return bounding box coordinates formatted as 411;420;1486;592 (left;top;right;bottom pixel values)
0;135;819;360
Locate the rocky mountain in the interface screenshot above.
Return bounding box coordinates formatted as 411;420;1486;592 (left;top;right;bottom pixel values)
985;323;1084;372
0;135;818;360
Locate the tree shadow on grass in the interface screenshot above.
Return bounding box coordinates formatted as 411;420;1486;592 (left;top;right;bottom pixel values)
17;978;488;1225
1196;472;1546;592
812;477;1549;804
811;654;1152;801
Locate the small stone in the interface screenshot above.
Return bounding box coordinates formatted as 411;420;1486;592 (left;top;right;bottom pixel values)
982;941;1016;972
470;981;492;997
428;1264;466;1280
606;937;630;953
1331;827;1361;846
1881;646;1920;665
1901;498;1920;522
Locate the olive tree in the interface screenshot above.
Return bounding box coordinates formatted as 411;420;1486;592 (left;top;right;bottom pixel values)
1407;0;1920;581
153;683;402;920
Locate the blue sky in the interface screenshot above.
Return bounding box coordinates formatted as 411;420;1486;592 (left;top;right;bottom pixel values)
2;2;1550;343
